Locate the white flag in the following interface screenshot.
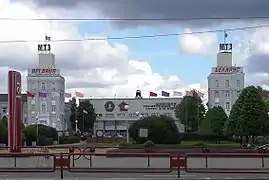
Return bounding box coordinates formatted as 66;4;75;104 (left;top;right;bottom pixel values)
173;91;183;96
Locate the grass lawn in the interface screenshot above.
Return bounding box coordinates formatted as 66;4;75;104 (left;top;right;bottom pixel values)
178;141;241;148
118;140;241;149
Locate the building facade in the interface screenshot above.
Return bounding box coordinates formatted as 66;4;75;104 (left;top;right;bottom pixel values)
0;94;28;124
64;102;72;130
26;43;66;131
207;43;245;115
83;91;184;137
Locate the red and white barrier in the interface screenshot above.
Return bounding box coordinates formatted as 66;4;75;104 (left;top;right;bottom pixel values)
185;153;269;173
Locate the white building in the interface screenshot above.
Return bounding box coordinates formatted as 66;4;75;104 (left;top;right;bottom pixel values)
81;90;184;137
207;43;245;115
26;40;66;131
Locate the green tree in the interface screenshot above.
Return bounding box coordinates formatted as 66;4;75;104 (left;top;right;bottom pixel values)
226;86;269;142
0;116;8;144
69;97;78;131
200;106;228;138
23;124;57;145
175;90;206;132
77;100;96;133
129;115;181;144
265;99;269;112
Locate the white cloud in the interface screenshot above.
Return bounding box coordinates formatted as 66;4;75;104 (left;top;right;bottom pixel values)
179;28;218;55
0;0;206;99
178;24;269;88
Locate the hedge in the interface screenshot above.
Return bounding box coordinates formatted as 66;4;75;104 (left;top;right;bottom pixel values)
59;136;80;144
180;132;235;142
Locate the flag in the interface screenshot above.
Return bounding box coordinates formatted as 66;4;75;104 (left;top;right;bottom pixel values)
173;91;183;96
224;32;228;38
38;92;47;98
161;91;170;97
64;92;72;98
149;91;157;97
75;91;84;98
26;91;35;98
185;90;194;97
45;35;51;41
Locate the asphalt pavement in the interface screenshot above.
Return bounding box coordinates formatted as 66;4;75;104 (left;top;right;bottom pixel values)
0;150;269;179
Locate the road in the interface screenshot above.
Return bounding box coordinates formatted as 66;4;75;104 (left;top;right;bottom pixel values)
0;151;269;179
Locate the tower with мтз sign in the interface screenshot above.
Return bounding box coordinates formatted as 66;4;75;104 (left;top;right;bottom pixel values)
26;35;66;132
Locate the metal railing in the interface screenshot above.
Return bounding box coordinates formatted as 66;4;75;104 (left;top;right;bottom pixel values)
1;147;268;179
0;149;176;179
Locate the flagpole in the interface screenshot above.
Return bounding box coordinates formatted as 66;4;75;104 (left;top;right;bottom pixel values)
223;32;225;44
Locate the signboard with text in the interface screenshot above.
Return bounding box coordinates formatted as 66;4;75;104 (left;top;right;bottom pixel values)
219;43;232;51
212;66;243;74
28;68;60;76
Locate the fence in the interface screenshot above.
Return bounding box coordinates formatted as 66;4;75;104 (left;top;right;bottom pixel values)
0;149;177;179
0;147;269;179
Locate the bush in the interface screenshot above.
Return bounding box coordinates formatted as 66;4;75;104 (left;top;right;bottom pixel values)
129;115;181;144
59;136;80;144
142;140;156;148
23;124;58;146
180;132;232;142
256;136;269;146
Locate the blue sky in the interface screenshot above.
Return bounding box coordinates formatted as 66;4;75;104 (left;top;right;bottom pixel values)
78;22;222;84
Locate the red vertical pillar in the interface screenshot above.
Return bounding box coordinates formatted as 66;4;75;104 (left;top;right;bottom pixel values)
8;71;22;153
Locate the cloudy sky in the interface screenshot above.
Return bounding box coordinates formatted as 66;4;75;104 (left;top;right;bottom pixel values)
1;0;269;100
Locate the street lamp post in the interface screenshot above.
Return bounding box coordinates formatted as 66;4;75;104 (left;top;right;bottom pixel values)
36;115;39;146
124;105;130;143
82;110;88;134
75;120;78;133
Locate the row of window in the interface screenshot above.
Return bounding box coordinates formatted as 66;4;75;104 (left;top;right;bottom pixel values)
31;104;57;113
215;79;241;88
1;107;7;113
30;82;64;92
215;91;241;98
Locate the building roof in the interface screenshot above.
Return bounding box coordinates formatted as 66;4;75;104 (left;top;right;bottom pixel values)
0;94;27;102
80;97;183;101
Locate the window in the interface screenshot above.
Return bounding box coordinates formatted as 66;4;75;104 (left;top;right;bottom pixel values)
51;82;56;90
31;114;35;122
52;105;56;112
215;102;219;107
226;80;230;87
237;80;240;87
41;103;46;113
31;104;35;110
215;91;219;97
225;91;230;97
41;82;46;90
2;107;7;113
215;80;220;87
225;102;231;111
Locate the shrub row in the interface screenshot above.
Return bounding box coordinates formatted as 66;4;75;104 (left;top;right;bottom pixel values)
180;132;234;142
